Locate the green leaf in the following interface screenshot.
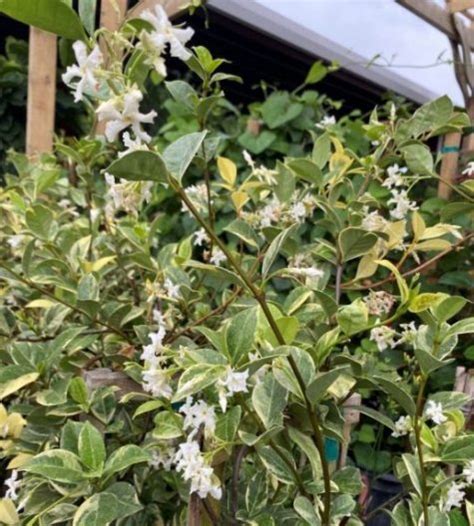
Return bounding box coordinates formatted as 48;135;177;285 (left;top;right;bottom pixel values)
78;422;105;472
374;376;416;416
173;363;226;402
25;449;85;483
305;60;327;84
26;204;57;240
409;96;453;137
331;494;356;522
346;405;396;431
336;299;369;335
261;91;303;129
338;227;378;262
402;144;433;174
262;224;298;279
0;365;39;400
103;445;150;477
252;373;288;429
286;158;323;186
263;316;300;346
332;467;362;495
312;132;331;169
288;426;321;480
163;131;207;183
432;296;467;323
306;366;349;405
72;482;142;526
226;307;257;365
69;377;89;406
215;406;241;443
272;346;314;399
401;453;422;496
165;80;197;111
428;391;471;411
0;0;86;40
445;317;474;338
106;150;168;183
78;0;96;35
441;435;474;462
409;292;445;313
238;130;276;154
414;348;451;376
294;496;320;525
256;444;295;484
224;219;260;248
153;411;183;440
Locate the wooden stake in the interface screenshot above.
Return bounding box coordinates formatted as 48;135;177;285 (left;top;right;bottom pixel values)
128;0;189;19
438;132;461;199
449;0;474;13
26;27;57;156
100;0;128;31
339;393;361;469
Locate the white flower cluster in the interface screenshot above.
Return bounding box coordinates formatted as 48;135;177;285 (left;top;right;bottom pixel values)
382;164;418;220
287;254;324;282
424;400;447;425
361;206;388;232
243;150;277;185
180;397;216;439
141;309;172;399
218;368;249;413
175;440;222;499
104;172;152;219
364;291;395;316
62;5;194;192
182;184;209;215
391;415;412;438
441;461;474;511
245;193;317;230
316;115;336;128
369;322;419;352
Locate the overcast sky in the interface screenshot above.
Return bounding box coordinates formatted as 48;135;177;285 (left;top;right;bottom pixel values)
255;0;464;105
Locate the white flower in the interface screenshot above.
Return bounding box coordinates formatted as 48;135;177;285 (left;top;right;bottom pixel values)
361;207;388;231
462;161;474;177
218;368;249;412
289;202;307;223
391;415;412;438
443;481;465;512
259;199;282;228
174;440;222;500
243;149;255;169
137;29;168;77
141;5;194;61
364;291;395;316
316;115;336;128
62;41;103;102
118;132;149;158
164;278;180;299
463;460;474;485
220;369;249;394
182;184;209;214
150;447;175;471
180;397;216;437
382;164;407;189
142;365;172;398
369;326;398;351
96;88;157;143
193;228;209;247
4;470;20;501
7;235;23;249
287;266;324;280
388;189;418;220
424;400;447;425
104;172;152;217
140;329;166;365
398;322;419;345
210;248;226;266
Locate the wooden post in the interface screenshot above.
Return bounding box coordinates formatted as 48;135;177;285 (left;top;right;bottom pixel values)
100;0;128;31
438;132;461;199
26;28;57;156
339;393;361;468
128;0;190;19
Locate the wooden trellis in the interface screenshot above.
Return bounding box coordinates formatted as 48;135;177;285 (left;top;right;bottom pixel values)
25;0;188;156
396;0;474;197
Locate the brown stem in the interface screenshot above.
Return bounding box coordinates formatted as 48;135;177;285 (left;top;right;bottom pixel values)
414;376;429;526
342;233;473;290
231;446;248;525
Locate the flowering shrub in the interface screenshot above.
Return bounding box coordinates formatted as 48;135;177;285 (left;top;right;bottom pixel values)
0;3;474;526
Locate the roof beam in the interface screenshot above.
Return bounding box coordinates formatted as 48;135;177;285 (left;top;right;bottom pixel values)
395;0;474;49
449;0;474;13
